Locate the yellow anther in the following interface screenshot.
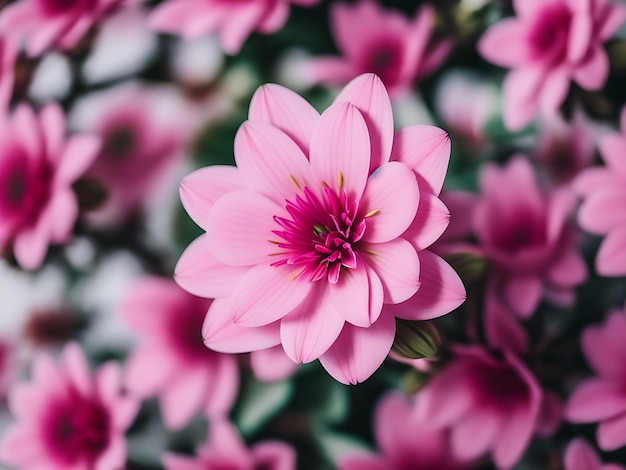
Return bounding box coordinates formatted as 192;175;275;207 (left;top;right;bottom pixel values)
364;209;380;218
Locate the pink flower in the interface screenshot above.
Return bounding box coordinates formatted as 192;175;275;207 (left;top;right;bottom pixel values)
575;107;626;276
417;346;542;470
338;392;470;470
474;156;587;318
309;1;451;97
120;277;239;430
149;0;320;55
163;419;296;470
0;343;139;470
175;73;465;384
566;305;626;451
564;438;625;470
0;0;135;57
0;104;100;269
478;0;626;130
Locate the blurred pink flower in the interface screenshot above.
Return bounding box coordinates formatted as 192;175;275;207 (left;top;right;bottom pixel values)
417;346;542;470
0;343;138;470
309;1;451;97
0;36;17;107
149;0;320;55
478;0;626;130
120;277;239;430
475;156;586;318
163;419;296;470
0;0;135;57
175;73;465;384
0;104;100;269
338;392;470;470
566;305;626;451
564;437;625;470
575;107;626;276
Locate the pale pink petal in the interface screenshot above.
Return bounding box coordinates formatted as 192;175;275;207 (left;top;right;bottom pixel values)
597;226;626;277
219;3;265;54
332;74;394;171
256;3;289;32
478;19;528;67
582;312;626;379
251;442;297;470
547;249;587;287
361;161;420;243
160;370;209;430
234;121;312;204
564;438;602;470
330;1;380;59
206;419;250;456
124;343;179;396
598;413;626;451
539;66;571;115
599;134;626;174
95;437;126;470
248;83;320;154
180;165;244;230
62;343;93;396
402;192;451;250
568;13;592;63
329;262;382;327
206;190;281;266
39;104;66;158
567;379;626;422
451;409;500;460
390;125;451;196
204;355;239;416
319;312;395;384
309;102;371;197
13;216;52;270
56;135;101;184
578;189;626;234
230;263;311;326
502;66;544;130
309;57;359;85
26;18;68;57
513;0;545;18
574;46;609;91
598;3;626;40
573;168;618;196
503;275;543;318
250;345;299;382
13;104;43;159
48;188;78;243
374;392;410;456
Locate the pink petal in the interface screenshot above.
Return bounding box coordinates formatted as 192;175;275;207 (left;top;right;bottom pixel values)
333;74;394;171
535;390;563;437
330;1;380;60
175;235;247;298
402;192;451;250
39;104;66;158
48;188;78;243
230;263;311;327
597;226;626;277
361;162;420;243
309;102;371;197
256;2;289;33
573;168;617;196
539;66;571;115
374;392;411;456
13;104;43;159
451;409;500;461
26;17;68;56
478;18;528;67
513;0;545;18
180;165;244;230
308;57;359;85
598;413;626;451
203;298;282;353
568;13;592;63
234;121;312;204
578;189;626;234
360;238;420;304
160;370;209;430
485;286;528;355
390;125;451;196
124;343;179;396
204;355;239;416
149;0;200;34
574;45;609;91
582;312;626;380
280;283;344;363
319;312;395;384
389;250;465;321
250;345;299;382
251;442;297;470
329;261;382;327
248;83;320;154
62;343;92;396
598;2;626;40
502;66;544;130
95;437;127;470
566;379;626;422
337;455;387;470
599;134;626;174
503;275;543;318
218;3;265;54
162;454;203;470
56;135;101;184
206;190;281;266
547;249;587;287
564;438;602;470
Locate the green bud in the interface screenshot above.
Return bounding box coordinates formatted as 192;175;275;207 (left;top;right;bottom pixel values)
444;252;487;286
392;319;442;360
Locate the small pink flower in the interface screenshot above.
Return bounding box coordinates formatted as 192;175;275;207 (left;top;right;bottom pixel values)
0;343;139;470
309;1;451;97
175;73;465;384
475;156;587;318
149;0;320;55
564;437;625;470
0;104;100;269
478;0;626;130
566;305;626;451
338;392;470;470
120;277;239;430
163;419;296;470
575;107;626;276
417;346;542;470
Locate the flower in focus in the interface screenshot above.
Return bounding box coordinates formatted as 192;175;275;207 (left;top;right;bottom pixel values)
338;391;470;470
478;0;626;130
564;437;625;470
575;107;626;276
475;156;586;318
0;343;139;470
163;419;296;470
417;346;542;470
566;305;626;451
175;73;465;384
120;277;239;430
149;0;320;55
0;104;100;269
309;1;451;97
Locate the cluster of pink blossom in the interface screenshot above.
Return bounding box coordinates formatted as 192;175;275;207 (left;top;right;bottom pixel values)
0;0;626;469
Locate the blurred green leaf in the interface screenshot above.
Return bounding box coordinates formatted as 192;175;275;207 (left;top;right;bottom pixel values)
235;378;294;437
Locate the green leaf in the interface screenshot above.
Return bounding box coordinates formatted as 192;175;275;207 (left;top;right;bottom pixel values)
234;378;293;437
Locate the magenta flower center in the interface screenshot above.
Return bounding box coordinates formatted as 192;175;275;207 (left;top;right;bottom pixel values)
167;298;215;363
37;0;95;16
471;360;529;410
491;210;547;253
42;391;111;465
527;2;572;63
362;38;403;86
270;185;369;284
102;127;137;162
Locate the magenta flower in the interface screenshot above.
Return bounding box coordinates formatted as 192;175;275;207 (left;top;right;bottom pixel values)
564;438;625;470
120;277;239;430
0;104;100;269
478;0;626;130
163;419;296;470
417;346;542;470
566;305;626;451
338;392;469;470
149;0;320;55
0;343;139;470
575;107;626;276
309;1;451;97
475;156;587;318
175;73;465;384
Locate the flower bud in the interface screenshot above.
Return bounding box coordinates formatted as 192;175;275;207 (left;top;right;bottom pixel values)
392;319;442;359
